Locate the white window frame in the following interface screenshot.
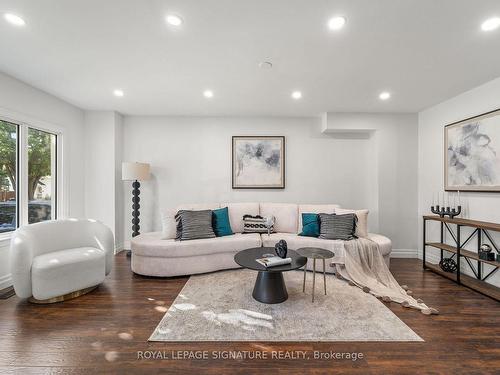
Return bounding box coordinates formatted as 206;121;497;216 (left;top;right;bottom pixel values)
0;108;65;241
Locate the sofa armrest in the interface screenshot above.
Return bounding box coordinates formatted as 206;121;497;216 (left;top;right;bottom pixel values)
366;233;392;257
9;230;34;298
92;221;114;276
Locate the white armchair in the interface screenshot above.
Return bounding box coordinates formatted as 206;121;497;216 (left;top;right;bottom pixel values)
9;219;114;303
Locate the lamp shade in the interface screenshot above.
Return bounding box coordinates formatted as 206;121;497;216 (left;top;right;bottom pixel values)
122;162;150;181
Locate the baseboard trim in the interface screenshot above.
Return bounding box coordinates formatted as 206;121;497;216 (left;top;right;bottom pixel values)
0;273;12;290
390;249;418;258
114;243;125;255
424;252;440;264
123;240;131;251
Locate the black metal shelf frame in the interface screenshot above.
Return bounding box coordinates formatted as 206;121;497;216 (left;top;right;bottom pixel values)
423;219;500;284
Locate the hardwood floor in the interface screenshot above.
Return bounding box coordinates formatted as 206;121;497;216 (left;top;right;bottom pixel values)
0;254;499;374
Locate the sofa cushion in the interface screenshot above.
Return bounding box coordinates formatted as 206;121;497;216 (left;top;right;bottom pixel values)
299;213;320;237
160;208;177;239
31;247;105;300
335;208;369;238
222;202;260;233
260;203;298;233
175;210;216;241
243;215;273;234
319;213;357;241
297;204;340;233
132;232;262;258
212;207;234;237
162;204;221;240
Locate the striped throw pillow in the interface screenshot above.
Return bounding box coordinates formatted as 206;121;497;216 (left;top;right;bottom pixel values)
243;215;274;234
318;213;358;241
175;210;216;241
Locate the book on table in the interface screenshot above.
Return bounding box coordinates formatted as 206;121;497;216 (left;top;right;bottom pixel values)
256;256;292;267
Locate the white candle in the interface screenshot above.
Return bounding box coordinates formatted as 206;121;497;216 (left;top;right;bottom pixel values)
458;190;460;206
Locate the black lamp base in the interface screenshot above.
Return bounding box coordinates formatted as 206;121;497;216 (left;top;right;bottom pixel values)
132;180;141;237
128;180;141;259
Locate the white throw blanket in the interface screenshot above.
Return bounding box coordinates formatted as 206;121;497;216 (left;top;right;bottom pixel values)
332;238;438;315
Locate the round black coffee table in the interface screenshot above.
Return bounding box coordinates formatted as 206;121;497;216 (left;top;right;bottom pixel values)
234;247;307;304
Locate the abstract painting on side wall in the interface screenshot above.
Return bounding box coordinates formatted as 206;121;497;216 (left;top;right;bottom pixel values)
232;136;285;189
445;109;500;192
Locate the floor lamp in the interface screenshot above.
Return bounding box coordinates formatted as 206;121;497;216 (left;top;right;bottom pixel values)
122;162;151;257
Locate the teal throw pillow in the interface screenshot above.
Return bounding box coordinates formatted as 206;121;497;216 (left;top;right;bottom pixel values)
299;213;320;237
212;207;234;237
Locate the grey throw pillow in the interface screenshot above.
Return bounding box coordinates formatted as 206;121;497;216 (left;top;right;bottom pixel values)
175;210;216;241
318;213;358;241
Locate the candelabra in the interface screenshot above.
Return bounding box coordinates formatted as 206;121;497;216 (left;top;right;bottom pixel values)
431;205;461;218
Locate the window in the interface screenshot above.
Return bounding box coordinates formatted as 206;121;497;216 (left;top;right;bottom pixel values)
28;128;57;224
0;120;18;233
0;119;59;233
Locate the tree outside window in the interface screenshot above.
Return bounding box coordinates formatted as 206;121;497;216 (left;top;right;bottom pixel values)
0;120;57;231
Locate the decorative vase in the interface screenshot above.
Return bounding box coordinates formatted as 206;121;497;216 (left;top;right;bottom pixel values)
439;258;457;273
264;216;275;237
479;244;492;261
274;240;288;259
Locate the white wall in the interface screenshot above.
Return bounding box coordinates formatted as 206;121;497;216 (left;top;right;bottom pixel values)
121;115;418;253
84;111;123;251
323;113;419;256
84;112;116;232
0;72;85;289
418;76;500;287
114;113;124;251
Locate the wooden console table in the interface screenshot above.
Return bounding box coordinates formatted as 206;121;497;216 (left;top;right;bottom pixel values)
423;215;500;301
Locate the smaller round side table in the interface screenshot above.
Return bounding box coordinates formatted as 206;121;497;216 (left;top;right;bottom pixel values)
296;247;335;302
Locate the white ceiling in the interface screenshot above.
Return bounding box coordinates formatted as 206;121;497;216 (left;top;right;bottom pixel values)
1;0;500;116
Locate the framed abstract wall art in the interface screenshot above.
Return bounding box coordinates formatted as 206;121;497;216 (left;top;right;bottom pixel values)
445;108;500;192
232;136;285;189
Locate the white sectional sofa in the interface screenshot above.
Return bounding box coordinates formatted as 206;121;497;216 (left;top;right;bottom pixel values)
131;202;392;277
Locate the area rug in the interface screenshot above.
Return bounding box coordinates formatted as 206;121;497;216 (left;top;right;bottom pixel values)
149;269;423;342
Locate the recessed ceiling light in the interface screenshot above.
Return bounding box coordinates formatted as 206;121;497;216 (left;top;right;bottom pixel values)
481;17;500;31
4;13;25;26
258;61;273;69
113;89;124;97
203;90;214;98
291;91;302;100
166;14;183;26
328;16;346;30
379;91;391;100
